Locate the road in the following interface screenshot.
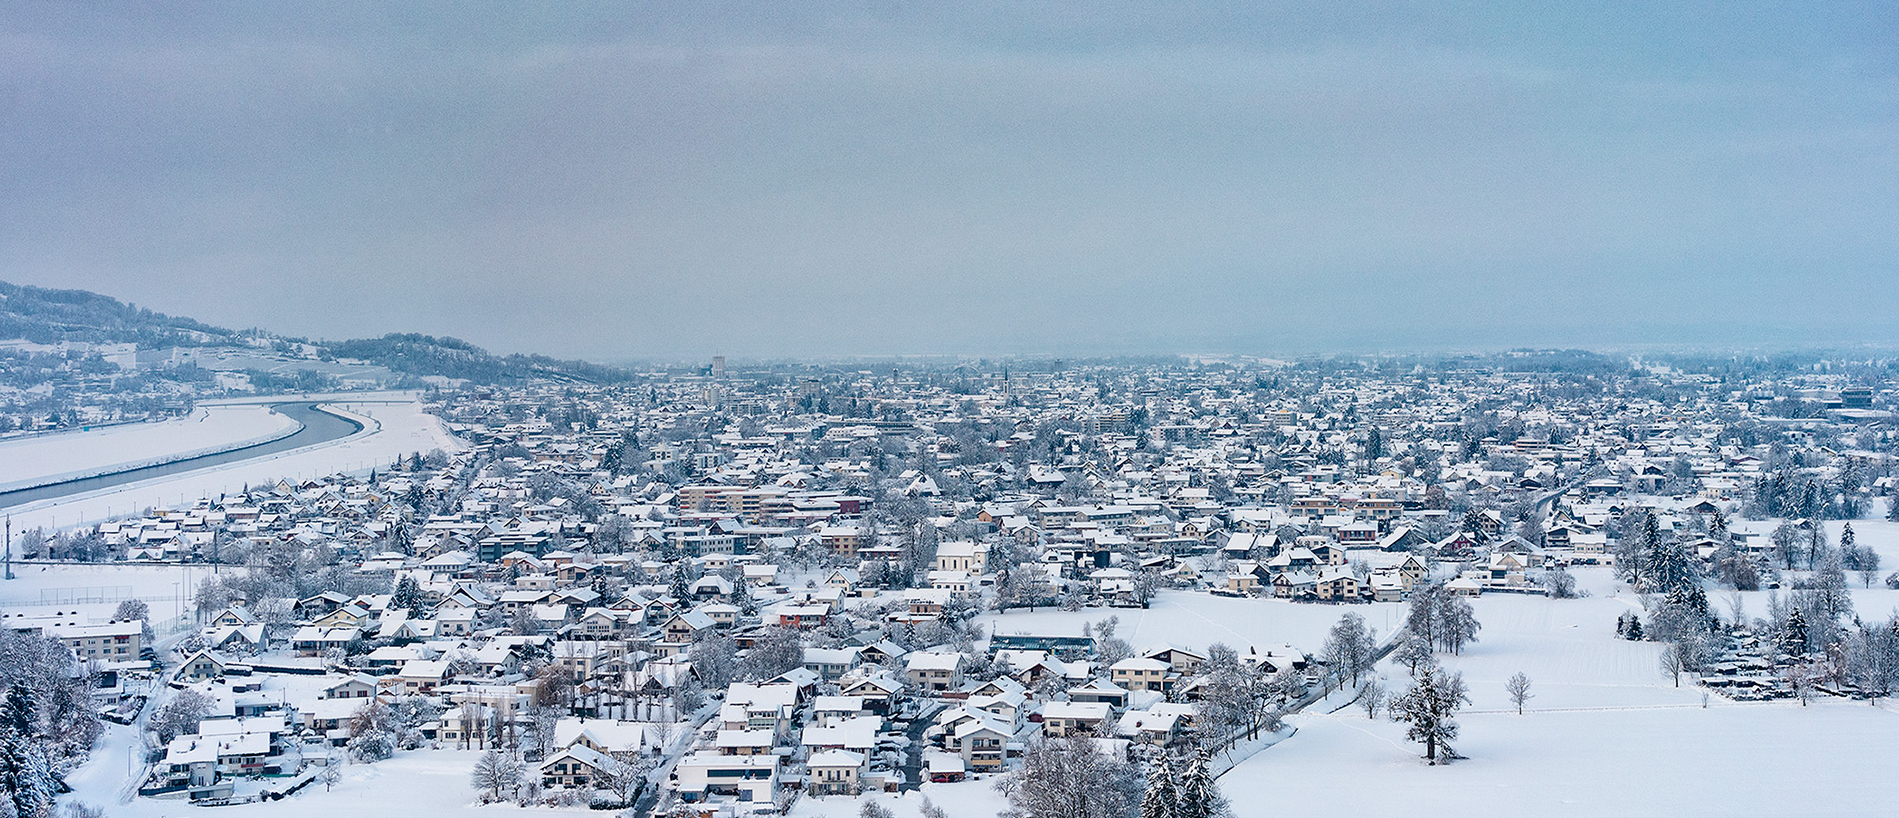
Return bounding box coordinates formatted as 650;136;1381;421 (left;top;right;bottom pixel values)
895;700;941;791
630;700;720;818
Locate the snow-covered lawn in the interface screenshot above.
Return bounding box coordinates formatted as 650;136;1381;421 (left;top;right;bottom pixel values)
4;399;465;532
0;405;299;493
979;590;1409;656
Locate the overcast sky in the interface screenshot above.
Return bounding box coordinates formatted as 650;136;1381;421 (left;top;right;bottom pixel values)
2;2;1895;361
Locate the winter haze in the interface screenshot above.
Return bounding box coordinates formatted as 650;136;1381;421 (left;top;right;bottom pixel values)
2;2;1895;359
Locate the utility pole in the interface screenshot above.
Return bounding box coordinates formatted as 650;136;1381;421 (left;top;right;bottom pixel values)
4;516;12;581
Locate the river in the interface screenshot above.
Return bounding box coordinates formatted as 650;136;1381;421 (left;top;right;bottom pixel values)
0;402;363;509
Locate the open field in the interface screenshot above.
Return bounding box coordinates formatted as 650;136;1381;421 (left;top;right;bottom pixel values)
979;590;1409;657
1223;563;1899;817
1229;696;1898;817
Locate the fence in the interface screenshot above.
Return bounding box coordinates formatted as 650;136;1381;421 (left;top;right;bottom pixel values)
0;585;141;607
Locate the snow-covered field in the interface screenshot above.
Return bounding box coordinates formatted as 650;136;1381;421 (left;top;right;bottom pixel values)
1231;698;1899;817
0;405;300;493
791;781;1009;818
1223;561;1899;817
0;562;222;625
3;400;466;532
979;591;1408;657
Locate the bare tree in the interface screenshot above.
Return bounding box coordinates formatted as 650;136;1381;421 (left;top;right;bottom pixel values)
470;750;522;803
1660;644;1684;688
740;626;806;681
1358;678;1387;719
150;689;214;744
1392;631;1435;677
1785;662;1817;706
596;754;651;808
1505;672;1533;714
1322;613;1375;687
996;736;1145;818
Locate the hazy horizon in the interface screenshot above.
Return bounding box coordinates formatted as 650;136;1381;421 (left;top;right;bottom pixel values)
4;2;1895;360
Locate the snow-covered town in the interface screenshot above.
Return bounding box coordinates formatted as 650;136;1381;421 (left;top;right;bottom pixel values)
6;352;1899;817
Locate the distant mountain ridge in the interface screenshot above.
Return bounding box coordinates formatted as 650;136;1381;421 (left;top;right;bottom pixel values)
0;280;631;385
0;279;236;348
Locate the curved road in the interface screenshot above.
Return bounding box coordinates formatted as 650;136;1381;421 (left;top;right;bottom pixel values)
0;402;363;509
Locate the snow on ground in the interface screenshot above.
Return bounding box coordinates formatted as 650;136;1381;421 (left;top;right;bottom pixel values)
1233;700;1899;817
979;590;1408;656
4;399;466;532
789;778;1010;818
0;405;299;493
0;562;226;629
62;740;597;818
1451;589;1695;710
1228;564;1899;817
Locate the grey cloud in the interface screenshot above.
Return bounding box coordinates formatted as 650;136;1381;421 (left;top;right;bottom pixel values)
1;2;1894;360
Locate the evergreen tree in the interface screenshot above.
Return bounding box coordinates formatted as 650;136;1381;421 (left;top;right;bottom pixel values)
392;575;425;615
1887;495;1899;523
0;686;31;739
0;729;52;818
1648;535;1695;595
733;577;757;617
1637;511;1662;587
1175;748;1222;818
1460;510;1492;545
0;684;50;818
1140;753;1176;818
1783;608;1809;657
669;568;692;602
